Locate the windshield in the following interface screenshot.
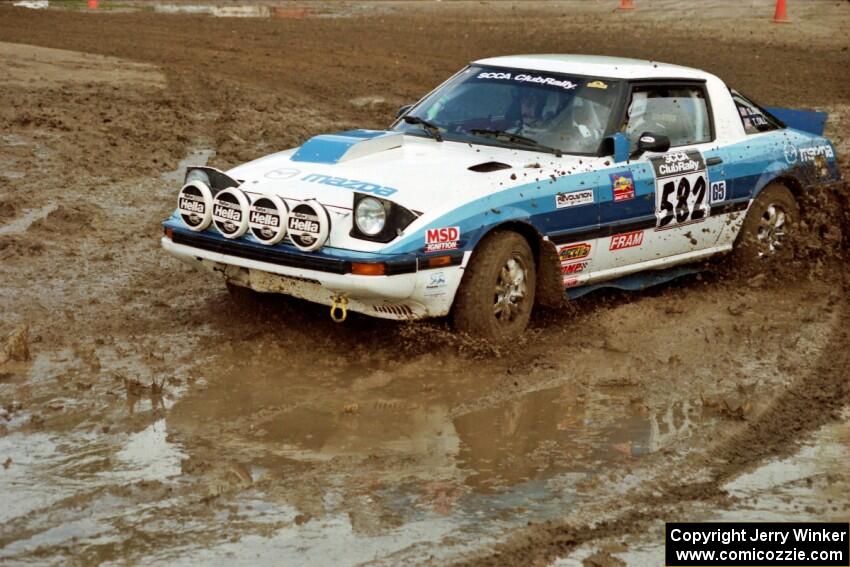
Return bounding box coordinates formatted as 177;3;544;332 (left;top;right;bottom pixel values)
392;65;623;155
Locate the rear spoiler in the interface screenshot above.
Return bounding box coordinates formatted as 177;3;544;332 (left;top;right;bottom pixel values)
763;106;828;136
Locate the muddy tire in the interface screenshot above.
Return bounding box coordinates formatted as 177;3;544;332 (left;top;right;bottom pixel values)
452;230;536;340
733;182;800;267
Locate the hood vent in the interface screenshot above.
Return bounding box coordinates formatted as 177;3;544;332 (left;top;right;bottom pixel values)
291;130;403;165
468;161;512;173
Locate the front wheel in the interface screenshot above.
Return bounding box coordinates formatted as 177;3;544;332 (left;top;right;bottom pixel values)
452;231;536;339
733;183;800;267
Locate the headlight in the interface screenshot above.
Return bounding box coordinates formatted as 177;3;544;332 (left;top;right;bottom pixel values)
185;168;210;187
354;197;387;236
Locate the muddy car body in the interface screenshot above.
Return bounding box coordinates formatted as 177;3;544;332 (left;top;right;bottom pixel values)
161;55;840;337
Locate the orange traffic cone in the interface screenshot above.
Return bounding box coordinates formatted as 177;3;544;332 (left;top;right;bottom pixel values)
618;0;635;9
773;0;789;23
87;0;99;8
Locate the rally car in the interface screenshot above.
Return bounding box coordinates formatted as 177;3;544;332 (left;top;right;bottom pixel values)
161;55;840;338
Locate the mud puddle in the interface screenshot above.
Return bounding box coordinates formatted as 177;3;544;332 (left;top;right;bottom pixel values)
152;353;712;565
553;408;850;567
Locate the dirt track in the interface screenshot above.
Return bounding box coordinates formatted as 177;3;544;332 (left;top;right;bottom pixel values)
1;1;849;565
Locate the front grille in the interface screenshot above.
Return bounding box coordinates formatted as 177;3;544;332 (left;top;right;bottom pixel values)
372;304;415;317
169;227;420;276
172;230;351;274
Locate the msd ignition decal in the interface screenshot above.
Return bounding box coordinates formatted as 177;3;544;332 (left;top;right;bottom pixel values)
287;200;330;252
248;194;288;245
555;189;594;209
558;242;591;263
177;182;213;231
425;226;460;253
609;172;635;202
609;230;644;251
475;71;578;91
301;173;397;197
650;151;709;230
212;188;250;239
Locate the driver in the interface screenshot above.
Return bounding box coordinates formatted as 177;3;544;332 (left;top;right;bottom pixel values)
513;90;546;132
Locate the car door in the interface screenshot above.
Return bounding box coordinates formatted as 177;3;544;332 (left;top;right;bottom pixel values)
542;168;603;289
592;81;729;274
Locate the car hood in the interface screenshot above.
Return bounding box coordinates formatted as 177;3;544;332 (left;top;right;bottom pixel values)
227;132;599;214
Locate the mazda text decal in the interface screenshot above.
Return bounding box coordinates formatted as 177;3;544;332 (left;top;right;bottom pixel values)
799;145;834;163
301;173;397;197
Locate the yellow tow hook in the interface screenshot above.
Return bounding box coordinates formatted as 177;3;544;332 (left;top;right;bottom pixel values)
330;295;349;323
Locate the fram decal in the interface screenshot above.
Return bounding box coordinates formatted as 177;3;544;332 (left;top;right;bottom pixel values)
561;262;588;275
425;226;460;253
610;172;635;202
609;230;644;251
555;189;594;209
558;242;592;263
301;173;397;197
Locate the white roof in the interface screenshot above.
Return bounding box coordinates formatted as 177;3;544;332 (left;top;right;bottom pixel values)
472;54;712;81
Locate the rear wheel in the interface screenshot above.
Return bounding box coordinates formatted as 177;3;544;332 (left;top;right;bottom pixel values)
734;182;799;266
452;231;536;339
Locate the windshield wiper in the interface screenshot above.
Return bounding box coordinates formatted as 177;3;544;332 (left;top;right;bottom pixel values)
403;115;443;142
468;128;562;157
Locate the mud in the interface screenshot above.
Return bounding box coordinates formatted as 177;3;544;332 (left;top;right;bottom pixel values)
1;1;849;564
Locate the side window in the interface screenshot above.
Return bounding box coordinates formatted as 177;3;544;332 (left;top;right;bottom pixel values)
623;84;712;150
730;89;781;134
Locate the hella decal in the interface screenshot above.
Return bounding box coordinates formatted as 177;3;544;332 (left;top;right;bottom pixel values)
425;226;460;253
212;188;250;239
177;182;213;231
287;200;330;252
248;194;288;245
301;173;398;197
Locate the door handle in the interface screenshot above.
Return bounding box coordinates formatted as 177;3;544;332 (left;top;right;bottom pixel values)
706;157;723;166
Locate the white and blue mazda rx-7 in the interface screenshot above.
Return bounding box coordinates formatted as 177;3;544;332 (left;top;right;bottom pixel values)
162;55;840;338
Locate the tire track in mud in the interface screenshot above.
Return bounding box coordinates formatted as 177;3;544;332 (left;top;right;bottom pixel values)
455;186;850;567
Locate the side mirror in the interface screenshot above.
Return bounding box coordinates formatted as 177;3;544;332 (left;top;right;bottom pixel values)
636;132;670;155
396;104;413;119
599;132;631;163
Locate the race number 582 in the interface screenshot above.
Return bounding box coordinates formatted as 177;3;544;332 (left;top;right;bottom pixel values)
657;172;708;227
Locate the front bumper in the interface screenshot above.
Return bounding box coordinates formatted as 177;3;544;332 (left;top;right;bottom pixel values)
161;223;467;320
